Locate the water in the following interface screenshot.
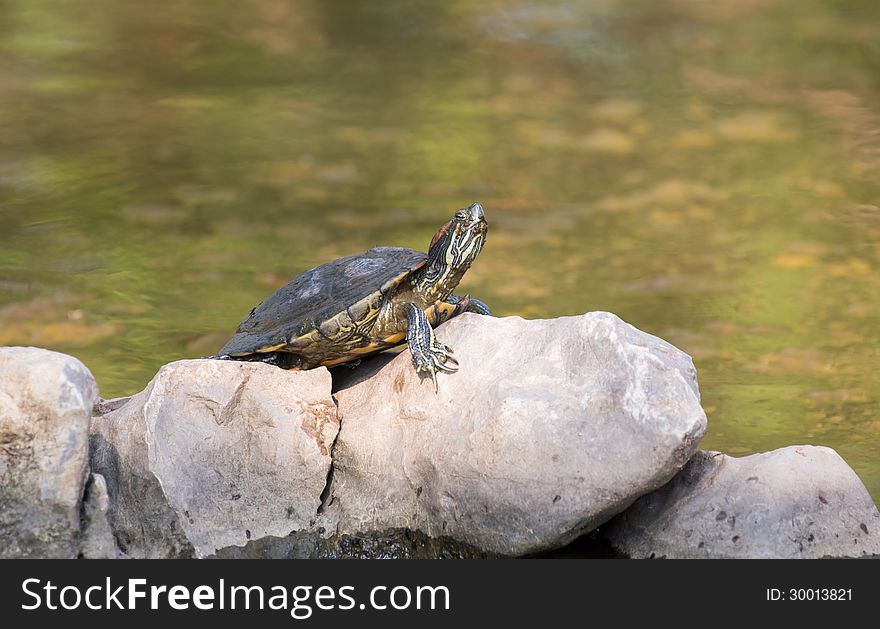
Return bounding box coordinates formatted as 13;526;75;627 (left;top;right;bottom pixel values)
1;0;878;504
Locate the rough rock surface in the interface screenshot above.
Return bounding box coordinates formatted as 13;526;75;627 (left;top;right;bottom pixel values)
79;473;121;559
0;346;98;558
604;446;880;558
90;384;191;558
90;360;338;558
328;312;707;556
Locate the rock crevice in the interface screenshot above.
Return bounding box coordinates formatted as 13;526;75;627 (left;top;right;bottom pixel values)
316;393;342;519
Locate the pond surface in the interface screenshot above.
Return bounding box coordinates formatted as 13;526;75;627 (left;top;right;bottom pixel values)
1;0;878;505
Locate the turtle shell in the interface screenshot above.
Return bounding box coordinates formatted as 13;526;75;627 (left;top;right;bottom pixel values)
218;246;426;360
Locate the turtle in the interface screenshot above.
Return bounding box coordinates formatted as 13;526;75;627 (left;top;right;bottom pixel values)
216;202;490;389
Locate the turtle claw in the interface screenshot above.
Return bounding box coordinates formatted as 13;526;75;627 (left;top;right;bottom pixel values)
412;353;445;393
413;343;458;376
431;340;458;372
411;338;459;392
434;361;458;373
434;345;458;373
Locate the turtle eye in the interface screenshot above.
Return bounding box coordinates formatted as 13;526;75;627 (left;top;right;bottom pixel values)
455;210;467;220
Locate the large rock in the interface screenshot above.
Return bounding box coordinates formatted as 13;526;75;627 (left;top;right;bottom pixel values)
327;312;707;556
90;359;338;558
0;346;98;558
604;446;880;558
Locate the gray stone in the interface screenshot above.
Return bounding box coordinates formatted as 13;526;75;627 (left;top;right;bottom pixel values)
0;346;98;558
79;473;121;559
604;446;880;558
90;359;338;558
89;384;192;558
93;396;132;416
327;312;707;556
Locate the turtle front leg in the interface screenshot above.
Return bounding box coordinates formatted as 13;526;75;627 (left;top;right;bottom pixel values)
406;303;458;391
448;294;491;316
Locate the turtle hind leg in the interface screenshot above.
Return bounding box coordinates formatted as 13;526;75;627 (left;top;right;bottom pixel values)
448;294;491;316
406;303;458;391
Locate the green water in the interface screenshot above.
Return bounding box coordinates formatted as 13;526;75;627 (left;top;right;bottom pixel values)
1;0;878;504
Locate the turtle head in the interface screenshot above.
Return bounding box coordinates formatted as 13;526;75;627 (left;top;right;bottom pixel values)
418;202;488;296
